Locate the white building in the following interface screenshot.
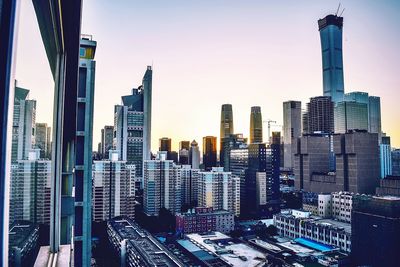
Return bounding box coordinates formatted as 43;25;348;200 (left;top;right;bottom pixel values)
143;152;181;216
92;151;136;221
198;167;240;216
10;149;51;224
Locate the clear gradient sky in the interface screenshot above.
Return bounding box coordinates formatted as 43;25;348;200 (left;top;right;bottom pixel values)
15;0;400;151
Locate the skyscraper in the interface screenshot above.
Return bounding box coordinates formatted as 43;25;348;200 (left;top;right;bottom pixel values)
303;96;334;134
114;66;153;182
101;125;113;159
220;104;234;139
12;85;36;163
392;149;400;176
159;137;172;152
189;140;201;169
220;133;247;171
179;141;190;165
35;123;51;159
283;101;302;169
334;101;368;133
10;149;51;225
318;14;344;103
143;152;181;216
250;106;263;143
202;136;217;170
176;165;200;208
92;151;136;222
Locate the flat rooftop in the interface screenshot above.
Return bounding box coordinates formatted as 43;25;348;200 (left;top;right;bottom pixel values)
187;232;266;267
9;221;38;248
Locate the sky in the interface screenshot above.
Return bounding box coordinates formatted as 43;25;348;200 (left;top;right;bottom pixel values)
15;0;400;151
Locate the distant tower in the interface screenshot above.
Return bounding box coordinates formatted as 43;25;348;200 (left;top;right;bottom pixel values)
250;106;263;143
283;101;302;169
189;140;200;169
220;104;234;139
318;14;344;103
202;136;217;171
303;96;334;134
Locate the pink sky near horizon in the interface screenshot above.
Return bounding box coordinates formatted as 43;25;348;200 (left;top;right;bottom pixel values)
14;0;400;151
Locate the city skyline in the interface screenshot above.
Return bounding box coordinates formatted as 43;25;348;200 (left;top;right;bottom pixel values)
15;0;400;150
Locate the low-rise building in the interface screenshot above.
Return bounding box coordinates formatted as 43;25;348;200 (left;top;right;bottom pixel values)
375;175;400;196
107;216;185;267
9;221;39;267
175;207;234;235
274;209;351;253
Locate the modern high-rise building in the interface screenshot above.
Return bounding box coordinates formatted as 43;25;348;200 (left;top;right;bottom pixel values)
101;125;113;159
295;131;380;194
283;101;302;169
114;66;153;182
202;136;217;170
10;149;51;225
303;96;334;134
159;137;172;152
351;195;400;266
220;104;234;138
220;133;247;171
92;151;136;222
334;101;368;133
12;85;36;163
197;167;240;216
35;123;51;159
189;140;201;169
179;141;190;165
380;136;392;178
143;152;181;216
176;165;200;208
250;106;263;143
343;92;382;135
392;149;400;176
318;14;344;103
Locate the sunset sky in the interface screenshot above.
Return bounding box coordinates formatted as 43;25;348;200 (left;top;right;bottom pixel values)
15;0;400;151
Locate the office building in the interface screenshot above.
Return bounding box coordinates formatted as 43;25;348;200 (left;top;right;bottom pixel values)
107;217;184;267
198;167;240;216
176;165;200;208
9;221;39;267
316;192;353;223
220;133;247;171
303;96;334;134
10;150;51;225
12;86;36;163
178;141;190;165
159;137;172;152
143;152;181;216
283;101;302;169
318;14;344;103
295;131;380;194
114;66;152;180
376;176;400;196
176;207;234;235
101;125;113;159
92;151;136;222
230;146;248;216
35;123;51;159
269;132;281;204
189;140;200;169
380;135;392;178
250;106;263;143
274;209;351;253
351;195;400;266
334;101;368;133
393;149;400;176
220;104;234;139
202;136;217;170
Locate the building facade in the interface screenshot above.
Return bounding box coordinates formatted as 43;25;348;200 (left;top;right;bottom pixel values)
176;165;200;208
303;96;334;134
250;106;263;143
189;140;201;169
179;141;190;165
220;133;247;171
101;125;113;159
334;101;368;133
202;136;217;171
35;123;51;159
380;136;392;178
283;101;302;169
318;14;344;103
175;207;234;235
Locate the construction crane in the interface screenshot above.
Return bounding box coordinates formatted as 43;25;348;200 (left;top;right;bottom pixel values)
263;119;282;143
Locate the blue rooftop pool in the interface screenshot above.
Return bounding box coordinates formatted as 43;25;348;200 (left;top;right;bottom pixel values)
294;238;335;252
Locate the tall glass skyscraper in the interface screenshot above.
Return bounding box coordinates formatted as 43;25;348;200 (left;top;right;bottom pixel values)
250;106;263;143
318;14;345;103
220;104;234;139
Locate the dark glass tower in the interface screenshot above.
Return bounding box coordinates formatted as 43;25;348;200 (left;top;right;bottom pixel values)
250;106;263;144
220;104;234;139
202;136;217;171
318;14;344;103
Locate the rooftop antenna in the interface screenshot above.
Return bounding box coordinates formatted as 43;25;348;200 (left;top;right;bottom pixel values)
335;3;341;16
339;8;345;17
